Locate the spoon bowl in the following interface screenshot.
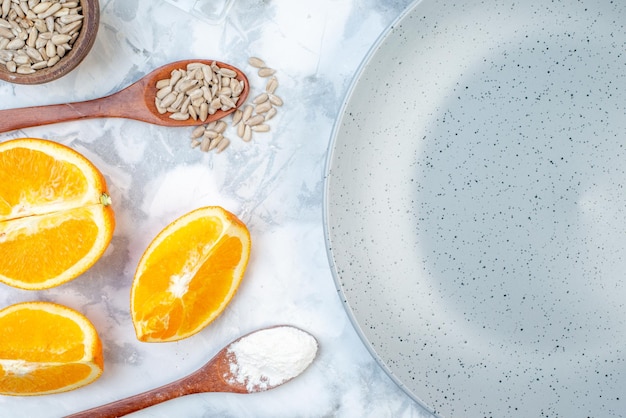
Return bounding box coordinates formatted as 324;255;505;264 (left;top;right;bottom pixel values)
0;59;249;133
65;326;318;418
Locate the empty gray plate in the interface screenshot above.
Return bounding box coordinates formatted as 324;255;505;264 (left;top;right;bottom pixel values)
324;0;626;416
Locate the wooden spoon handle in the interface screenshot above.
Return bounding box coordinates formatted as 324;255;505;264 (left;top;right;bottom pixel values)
0;98;113;133
64;353;238;418
0;80;154;134
64;380;193;418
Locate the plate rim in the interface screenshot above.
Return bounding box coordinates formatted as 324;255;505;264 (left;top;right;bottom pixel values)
321;0;432;413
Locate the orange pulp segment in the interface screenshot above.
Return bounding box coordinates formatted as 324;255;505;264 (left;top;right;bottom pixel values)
0;138;115;289
0;301;104;396
131;206;251;342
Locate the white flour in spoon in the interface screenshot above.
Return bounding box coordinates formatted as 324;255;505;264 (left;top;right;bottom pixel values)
226;326;318;392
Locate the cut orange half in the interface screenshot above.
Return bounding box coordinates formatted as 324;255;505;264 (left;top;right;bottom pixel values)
131;206;251;342
0;138;115;290
0;301;104;396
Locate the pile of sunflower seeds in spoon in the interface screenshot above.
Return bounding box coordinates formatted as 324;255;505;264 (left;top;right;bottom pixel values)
189;56;282;154
154;61;244;122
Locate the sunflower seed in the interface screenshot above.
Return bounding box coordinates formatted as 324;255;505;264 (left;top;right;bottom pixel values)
190;125;205;139
45;54;58;66
171;93;185;111
187;88;204;100
258;67;276;77
169;69;183;86
13;53;29;65
255;100;272;114
0;49;12;61
25;46;42;61
248;56;265;68
12;3;25;19
205;94;219;107
208;134;223;151
54;7;70;18
242;104;253;122
245;114;264;126
253;93;268;105
200;136;212;152
176;79;197;93
155;103;167;114
31;59;47;69
34;36;45;48
232;108;243;126
237;120;245;138
218;86;232;97
1;0;9;18
242;124;252;142
268;94;283;106
203;129;218;140
58;20;81;34
251;124;270;132
5;59;16;72
6;38;24;49
219;67;237;78
33;18;45;32
215;120;227;133
215;137;230;153
43;39;55;57
0;26;13;38
50;33;70;45
59;13;82;24
199;102;208;121
219;94;236;109
37;2;61;19
44;15;54;31
31;2;52;14
155;86;174;102
265;107;277;121
16;63;34;73
155;78;170;89
169;112;189;121
265;76;278;94
26;27;37;47
188;104;198;120
159;92;177;109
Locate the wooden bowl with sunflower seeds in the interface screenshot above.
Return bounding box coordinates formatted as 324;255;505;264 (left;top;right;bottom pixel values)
0;0;99;85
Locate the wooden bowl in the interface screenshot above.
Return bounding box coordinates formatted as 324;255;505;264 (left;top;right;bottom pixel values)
0;0;99;85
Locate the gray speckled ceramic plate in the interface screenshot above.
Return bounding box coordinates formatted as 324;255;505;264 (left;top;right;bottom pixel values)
324;0;626;416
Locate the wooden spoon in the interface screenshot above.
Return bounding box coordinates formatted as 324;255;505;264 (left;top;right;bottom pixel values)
0;59;249;133
65;326;318;418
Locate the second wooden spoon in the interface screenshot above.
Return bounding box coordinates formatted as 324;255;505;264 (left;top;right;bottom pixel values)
0;59;249;133
65;325;318;418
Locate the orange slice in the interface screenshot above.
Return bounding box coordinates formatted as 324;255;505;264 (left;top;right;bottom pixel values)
0;138;115;290
131;206;251;342
0;301;104;396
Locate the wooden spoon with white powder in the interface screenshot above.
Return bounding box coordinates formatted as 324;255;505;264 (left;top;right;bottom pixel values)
66;326;319;418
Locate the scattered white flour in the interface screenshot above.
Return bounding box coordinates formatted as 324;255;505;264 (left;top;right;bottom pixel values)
226;326;318;392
